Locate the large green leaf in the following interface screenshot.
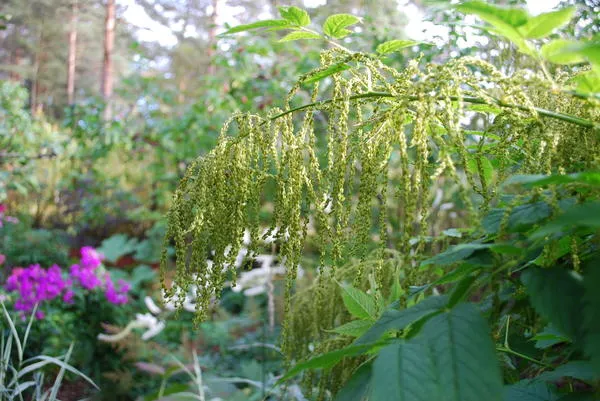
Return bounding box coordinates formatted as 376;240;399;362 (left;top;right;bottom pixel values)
323;14;360;39
420;242;518;267
519;7;575;39
521;268;584;341
98;234;139;263
355;296;447;345
340;283;378;320
531;201;600;239
541;39;586;65
333;362;372;401
420;303;504;401
279;343;377;382
504;172;600;188
455;1;534;55
583;260;600;374
278;6;310;27
504;381;558;401
222;19;290;35
370;341;437;401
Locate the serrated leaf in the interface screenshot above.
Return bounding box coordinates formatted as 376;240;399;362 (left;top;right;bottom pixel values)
519;7;575;39
340;284;377;320
278;6;310;27
303;61;350;84
222;19;290;35
376;40;421;55
541;39;585;65
333;362;372;401
355;296;447;345
323;14;360;39
278;31;321;42
420;303;503;401
536;361;597;384
370;340;438;401
329;319;373;338
521;268;584;341
505;380;558;401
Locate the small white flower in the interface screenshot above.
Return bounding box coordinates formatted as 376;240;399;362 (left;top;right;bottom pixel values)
141;320;166;340
144;296;162;315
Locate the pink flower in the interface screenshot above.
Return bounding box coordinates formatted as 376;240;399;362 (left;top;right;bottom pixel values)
0;254;6;266
80;247;103;269
104;275;129;305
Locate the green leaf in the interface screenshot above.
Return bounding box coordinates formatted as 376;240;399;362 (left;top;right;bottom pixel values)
505;172;600;188
541;39;586;65
455;2;534;55
448;273;480;307
521;268;584;341
323;14;360;39
278;343;377;382
222;19;290;35
536;361;598;384
533;325;571;349
420;242;517;267
278;31;321;42
303;62;350;84
355;296;447;345
333;362;372;401
340;283;378;320
370;341;437;401
98;234;139;263
421;243;490;266
504;380;558;401
570;70;600;94
376;40;421;55
329;319;373;338
420;303;504;401
466;154;494;184
583;259;600;374
483;202;552;234
278;6;310;27
532;201;600;239
519;7;575;39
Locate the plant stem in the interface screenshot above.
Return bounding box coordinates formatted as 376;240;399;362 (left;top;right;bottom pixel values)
497;346;553;368
268;92;597;129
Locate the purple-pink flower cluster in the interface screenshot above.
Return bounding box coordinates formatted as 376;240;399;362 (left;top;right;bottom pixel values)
4;247;130;318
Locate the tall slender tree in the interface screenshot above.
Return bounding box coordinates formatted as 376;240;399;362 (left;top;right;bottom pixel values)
67;0;78;105
101;0;115;117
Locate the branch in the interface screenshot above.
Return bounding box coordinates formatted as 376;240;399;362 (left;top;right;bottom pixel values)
268;92;596;129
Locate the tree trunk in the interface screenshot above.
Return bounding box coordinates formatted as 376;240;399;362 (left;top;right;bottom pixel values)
67;0;78;105
206;0;219;75
101;0;115;118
